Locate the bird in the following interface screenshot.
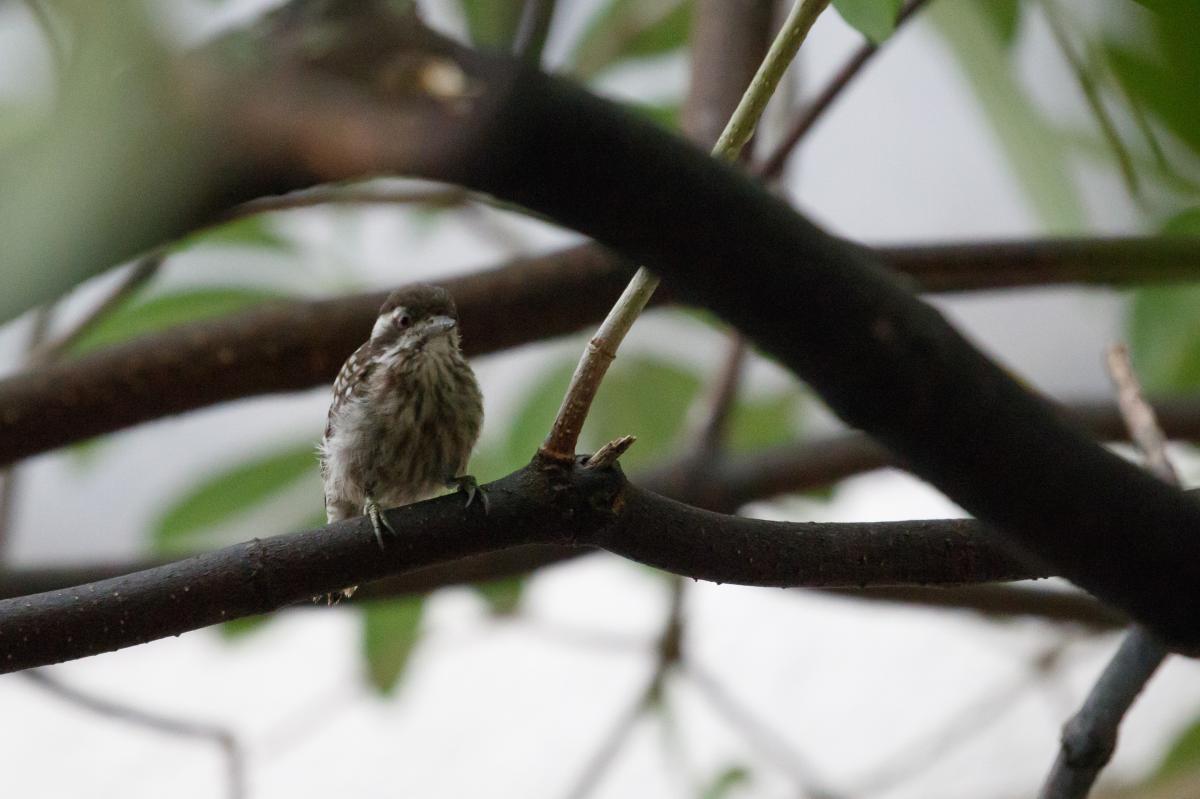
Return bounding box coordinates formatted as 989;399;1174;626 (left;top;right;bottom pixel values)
320;284;485;561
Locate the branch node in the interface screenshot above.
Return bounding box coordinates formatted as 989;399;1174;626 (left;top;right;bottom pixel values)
584;436;636;470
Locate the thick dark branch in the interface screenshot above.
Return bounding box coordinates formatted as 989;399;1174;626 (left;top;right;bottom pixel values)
379;49;1200;646
0;459;1040;674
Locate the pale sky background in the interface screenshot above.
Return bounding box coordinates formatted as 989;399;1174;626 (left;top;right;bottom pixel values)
1;1;1198;798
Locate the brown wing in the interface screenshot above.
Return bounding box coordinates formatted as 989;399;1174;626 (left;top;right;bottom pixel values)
324;340;378;439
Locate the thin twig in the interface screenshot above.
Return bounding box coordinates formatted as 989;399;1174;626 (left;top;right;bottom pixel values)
755;0;932;180
1107;345;1177;484
853;643;1067;795
559;679;652;799
1040;0;1140;199
1039;345;1173;799
0;307;52;553
230;186;467;218
540;0;831;461
23;669;244;799
1039;629;1166;799
31;253;163;364
688;336;749;459
559;577;686;799
584;435;636;469
513;0;556;64
685;661;834;798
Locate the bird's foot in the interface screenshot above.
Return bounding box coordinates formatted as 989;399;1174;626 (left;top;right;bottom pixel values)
365;496;397;550
313;585;358;606
448;474;488;514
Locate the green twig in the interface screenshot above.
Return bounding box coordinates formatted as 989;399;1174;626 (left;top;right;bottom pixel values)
540;0;831;460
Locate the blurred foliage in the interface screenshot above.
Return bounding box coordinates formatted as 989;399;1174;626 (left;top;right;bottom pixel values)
176;215;293;252
831;0;903;43
0;2;204;324
1104;0;1200;158
976;0;1022;44
1155;714;1200;783
152;442;321;555
66;217;292;353
629;101;682;131
69;286;284;354
363;597;424;694
474;575;525;616
458;0;525;50
1129;210;1200;393
929;0;1084;232
218;614;273;640
571;0;691;80
471;351;801;482
699;765;752;799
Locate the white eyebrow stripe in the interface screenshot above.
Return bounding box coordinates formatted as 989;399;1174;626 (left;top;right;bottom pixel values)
371;306;407;340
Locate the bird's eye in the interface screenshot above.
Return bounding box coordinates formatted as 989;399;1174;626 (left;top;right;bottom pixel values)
397;314;411;329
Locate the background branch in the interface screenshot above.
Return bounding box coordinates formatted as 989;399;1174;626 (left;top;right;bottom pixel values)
0;236;1192;469
1040;345;1174;799
24;668;244;799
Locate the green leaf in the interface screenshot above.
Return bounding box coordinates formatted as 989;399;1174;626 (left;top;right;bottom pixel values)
507;354;698;472
363;597;424;694
218;614;273;641
700;765;752;799
70;287;285;355
629;101;682;131
1104;0;1200;157
929;0;1084;232
832;0;903;43
506;356;577;468
977;0;1021;45
572;0;691;80
1161;207;1200;237
504;351;797;473
474;576;524;616
1156;716;1200;782
458;0;525;50
583;355;702;471
176;216;292;252
152;442;319;553
1128;208;1200;394
728;393;801;452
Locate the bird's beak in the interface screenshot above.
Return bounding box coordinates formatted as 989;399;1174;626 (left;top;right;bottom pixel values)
421;315;457;340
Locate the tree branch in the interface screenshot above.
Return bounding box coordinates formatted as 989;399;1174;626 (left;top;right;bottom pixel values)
24;668;244;799
756;0;933;180
0;457;1044;674
1039;345;1173;799
360;39;1200;644
0;237;1194;467
540;0;829;460
7;6;1200;645
0;244;640;467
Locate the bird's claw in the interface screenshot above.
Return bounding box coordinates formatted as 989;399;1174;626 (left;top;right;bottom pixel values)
365;497;396;550
449;474;488;514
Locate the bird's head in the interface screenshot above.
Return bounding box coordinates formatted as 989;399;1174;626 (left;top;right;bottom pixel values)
371;284;461;353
